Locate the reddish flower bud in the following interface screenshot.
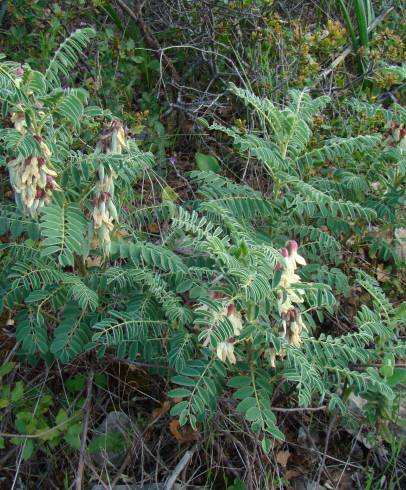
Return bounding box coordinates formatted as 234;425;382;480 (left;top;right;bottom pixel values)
281;247;289;258
228;336;236;343
100;191;112;202
36;188;45;199
288;240;298;253
37;157;45;166
34;135;43;142
290;308;299;321
400;129;406;137
210;291;223;299
15;68;24;76
227;304;236;316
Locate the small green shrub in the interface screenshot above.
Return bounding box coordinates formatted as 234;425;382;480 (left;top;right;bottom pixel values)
0;362;84;460
0;30;405;450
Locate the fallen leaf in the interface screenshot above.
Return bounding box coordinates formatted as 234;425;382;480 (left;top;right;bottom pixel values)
152;401;171;420
276;449;290;467
326;469;354;490
86;256;103;268
376;264;389;283
146;223;160;233
285;469;300;481
115;229;130;238
169;419;199;443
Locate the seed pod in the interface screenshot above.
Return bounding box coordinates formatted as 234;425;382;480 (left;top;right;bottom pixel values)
99;200;106;216
107;200;118;221
13;172;22;190
98;164;105;182
15;193;23;210
109;180;115;197
31;199;40;215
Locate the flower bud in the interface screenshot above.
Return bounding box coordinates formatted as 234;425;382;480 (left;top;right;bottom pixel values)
290;308;300;321
36;188;45;199
210;291;224;299
287;240;298;253
227;304;236;315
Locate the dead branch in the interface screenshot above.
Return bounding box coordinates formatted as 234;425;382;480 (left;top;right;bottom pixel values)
113;0;181;82
164;445;197;490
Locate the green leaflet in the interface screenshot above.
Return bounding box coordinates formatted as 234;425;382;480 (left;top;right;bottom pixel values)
40;202;87;267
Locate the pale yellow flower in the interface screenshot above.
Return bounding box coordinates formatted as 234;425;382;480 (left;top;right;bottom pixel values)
227;305;243;336
269;348;276;368
11;112;26;133
216;341;236;364
287;240;307;267
289;321;302;347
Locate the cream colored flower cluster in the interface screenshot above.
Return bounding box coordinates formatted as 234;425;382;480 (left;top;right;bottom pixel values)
384;122;406;150
198;293;243;365
270;240;308;367
7;112;61;217
210;242;308;366
216;304;243;365
91;164;118;254
91;119;126;254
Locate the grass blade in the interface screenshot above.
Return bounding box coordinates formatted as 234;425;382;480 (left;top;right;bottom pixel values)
338;0;358;51
355;0;369;48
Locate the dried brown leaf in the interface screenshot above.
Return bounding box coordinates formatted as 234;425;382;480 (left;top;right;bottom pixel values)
169;419;199;443
276;449;290;467
152;400;171;420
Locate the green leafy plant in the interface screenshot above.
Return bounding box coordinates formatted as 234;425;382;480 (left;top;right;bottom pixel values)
0;362;83;459
0;30;405;453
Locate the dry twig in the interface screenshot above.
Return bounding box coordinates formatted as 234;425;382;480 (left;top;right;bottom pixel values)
75;370;94;490
113;0;180;82
164;444;198;490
